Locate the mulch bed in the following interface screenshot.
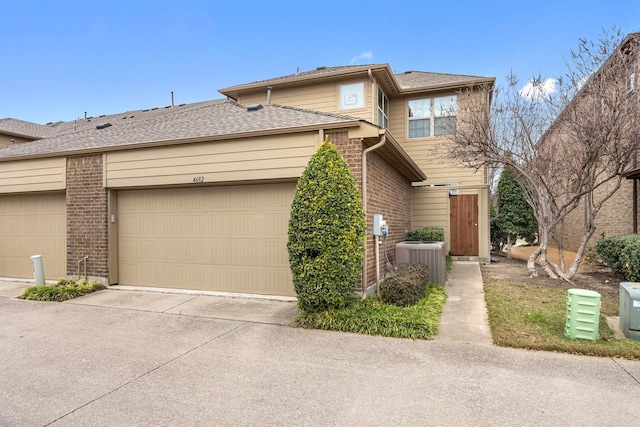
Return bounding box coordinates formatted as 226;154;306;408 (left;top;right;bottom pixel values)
480;255;620;300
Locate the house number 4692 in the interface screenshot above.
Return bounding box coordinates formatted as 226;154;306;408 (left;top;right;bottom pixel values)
193;176;205;184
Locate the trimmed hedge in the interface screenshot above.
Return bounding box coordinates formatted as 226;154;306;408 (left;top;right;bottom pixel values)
405;227;445;242
287;140;366;313
595;234;640;281
379;265;430;307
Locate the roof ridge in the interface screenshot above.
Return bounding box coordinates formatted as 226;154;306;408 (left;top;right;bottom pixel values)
395;69;493;79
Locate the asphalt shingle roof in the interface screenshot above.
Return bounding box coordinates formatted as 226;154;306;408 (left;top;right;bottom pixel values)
0;100;361;159
0;118;52;139
394;71;492;89
219;63;493;96
220;65;372;91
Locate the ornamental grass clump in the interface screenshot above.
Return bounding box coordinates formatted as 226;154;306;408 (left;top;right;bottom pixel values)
20;278;104;302
287;139;366;313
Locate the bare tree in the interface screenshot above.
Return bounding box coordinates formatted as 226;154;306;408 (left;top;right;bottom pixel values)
442;28;639;280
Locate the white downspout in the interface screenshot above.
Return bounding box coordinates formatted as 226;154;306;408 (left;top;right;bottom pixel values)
368;69;375;124
361;132;386;298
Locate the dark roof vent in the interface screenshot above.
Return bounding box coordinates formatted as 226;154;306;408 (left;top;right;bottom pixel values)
316;66;326;70
247;104;263;112
96;123;112;130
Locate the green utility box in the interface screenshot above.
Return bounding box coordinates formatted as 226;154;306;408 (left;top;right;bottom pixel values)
564;289;601;341
619;282;640;340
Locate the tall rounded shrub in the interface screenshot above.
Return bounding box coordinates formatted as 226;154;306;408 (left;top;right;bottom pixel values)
287;140;366;313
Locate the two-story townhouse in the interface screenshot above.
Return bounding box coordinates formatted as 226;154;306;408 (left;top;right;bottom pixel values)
0;64;493;298
220;64;495;261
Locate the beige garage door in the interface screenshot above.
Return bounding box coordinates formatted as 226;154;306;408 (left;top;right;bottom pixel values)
0;192;66;279
118;183;296;296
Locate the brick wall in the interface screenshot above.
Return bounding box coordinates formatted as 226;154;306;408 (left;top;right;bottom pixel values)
559;178;635;251
364;151;412;289
328;131;412;292
328;131;362;190
66;155;109;280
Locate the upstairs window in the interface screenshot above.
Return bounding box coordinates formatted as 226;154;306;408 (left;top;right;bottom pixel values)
408;95;457;138
339;82;365;110
377;87;389;128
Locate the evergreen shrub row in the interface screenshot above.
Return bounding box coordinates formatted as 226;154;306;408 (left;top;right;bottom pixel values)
595;234;640;281
404;227;445;242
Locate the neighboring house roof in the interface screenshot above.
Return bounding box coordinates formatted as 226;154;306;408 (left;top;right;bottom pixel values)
219;63;494;99
0;118;52;139
0;99;362;160
0;100;227;140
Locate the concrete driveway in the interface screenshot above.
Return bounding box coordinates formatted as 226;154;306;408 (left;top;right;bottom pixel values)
1;287;639;426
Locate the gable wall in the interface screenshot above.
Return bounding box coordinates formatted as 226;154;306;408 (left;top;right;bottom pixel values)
237;79;374;123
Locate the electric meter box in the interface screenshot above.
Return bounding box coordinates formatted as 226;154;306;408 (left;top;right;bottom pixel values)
619;282;640;340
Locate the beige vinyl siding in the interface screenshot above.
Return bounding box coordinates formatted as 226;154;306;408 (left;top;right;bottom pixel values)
0;192;66;279
403;138;484;186
388;97;406;140
411;186;449;234
105;133;318;188
0;134;33;147
238;80;374;123
0;158;66;193
117;183;296;296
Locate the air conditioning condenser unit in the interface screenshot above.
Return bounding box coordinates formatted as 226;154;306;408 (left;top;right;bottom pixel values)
395;241;446;286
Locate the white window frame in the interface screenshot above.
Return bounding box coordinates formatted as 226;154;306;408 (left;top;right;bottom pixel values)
377;87;389;128
408;95;457;138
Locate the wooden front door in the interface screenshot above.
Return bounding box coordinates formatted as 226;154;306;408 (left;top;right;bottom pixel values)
450;194;479;256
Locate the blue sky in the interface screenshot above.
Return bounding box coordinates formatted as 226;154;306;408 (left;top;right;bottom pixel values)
1;0;638;124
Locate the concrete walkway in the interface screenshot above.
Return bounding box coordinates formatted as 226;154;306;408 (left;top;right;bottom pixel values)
436;261;493;345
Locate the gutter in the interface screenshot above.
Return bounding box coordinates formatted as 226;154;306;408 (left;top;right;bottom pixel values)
0;121;363;162
361;132;387;298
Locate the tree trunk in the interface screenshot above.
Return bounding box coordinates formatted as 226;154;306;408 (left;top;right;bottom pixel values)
527;244;540;277
506;234;512;259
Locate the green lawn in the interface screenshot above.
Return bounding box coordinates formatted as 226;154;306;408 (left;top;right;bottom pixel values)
485;280;640;360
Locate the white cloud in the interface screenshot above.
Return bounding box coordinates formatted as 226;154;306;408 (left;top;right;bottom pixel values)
350;51;373;64
519;78;556;100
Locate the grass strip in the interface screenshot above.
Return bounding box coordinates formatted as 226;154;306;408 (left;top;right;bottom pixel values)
485;280;640;360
